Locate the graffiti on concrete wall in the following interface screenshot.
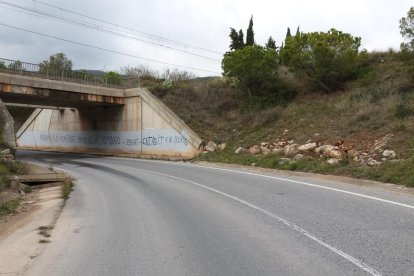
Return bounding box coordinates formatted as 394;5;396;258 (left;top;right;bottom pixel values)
19;129;190;152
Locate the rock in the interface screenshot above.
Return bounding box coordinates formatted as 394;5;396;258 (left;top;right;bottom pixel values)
382;150;396;159
293;154;304;161
314;133;320;137
372;134;394;152
367;158;381;167
284;144;299;157
272;148;284;155
325;147;343;159
260;142;269;147
1;154;14;163
235;147;246;154
217;143;227;150
288;140;295;145
327;158;340;165
283;129;289;135
315;145;343;159
1;149;11;155
278;158;292;165
298;143;317;152
205;141;218;152
347;150;359;158
274;140;287;147
315;145;332;155
0;98;16;152
261;147;271;156
248;145;261;155
306;139;312;144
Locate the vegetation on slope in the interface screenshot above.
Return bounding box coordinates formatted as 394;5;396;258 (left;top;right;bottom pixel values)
5;6;414;188
145;48;414;187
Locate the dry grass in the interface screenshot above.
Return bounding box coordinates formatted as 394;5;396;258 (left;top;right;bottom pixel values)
62;178;73;199
157;52;414;187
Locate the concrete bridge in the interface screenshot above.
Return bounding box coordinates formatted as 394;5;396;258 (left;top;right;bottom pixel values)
0;58;203;159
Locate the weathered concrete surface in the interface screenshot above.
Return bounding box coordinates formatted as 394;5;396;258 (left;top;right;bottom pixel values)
0;72;124;108
0;97;16;152
17;88;203;159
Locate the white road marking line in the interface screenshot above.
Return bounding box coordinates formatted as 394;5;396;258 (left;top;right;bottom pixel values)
107;157;414;210
118;164;382;276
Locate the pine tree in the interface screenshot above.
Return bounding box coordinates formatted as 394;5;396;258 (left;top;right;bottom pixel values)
246;16;255;46
265;36;277;50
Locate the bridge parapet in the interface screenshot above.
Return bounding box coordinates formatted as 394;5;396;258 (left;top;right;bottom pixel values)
0;57;139;89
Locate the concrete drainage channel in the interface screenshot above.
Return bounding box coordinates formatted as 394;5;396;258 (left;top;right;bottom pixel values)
0;162;72;275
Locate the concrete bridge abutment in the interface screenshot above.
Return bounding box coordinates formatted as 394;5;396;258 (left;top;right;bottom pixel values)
16;88;203;159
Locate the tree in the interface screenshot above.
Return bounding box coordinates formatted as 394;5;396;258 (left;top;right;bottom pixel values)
222;45;278;97
280;28;365;92
7;60;22;71
246;16;255;46
400;7;414;52
285;27;292;39
295;26;300;37
229;28;239;50
40;53;72;70
104;71;121;85
265;36;277;50
238;30;245;48
238;29;245;48
229;28;245;50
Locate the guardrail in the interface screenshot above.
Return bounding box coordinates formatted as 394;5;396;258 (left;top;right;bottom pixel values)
0;57;139;88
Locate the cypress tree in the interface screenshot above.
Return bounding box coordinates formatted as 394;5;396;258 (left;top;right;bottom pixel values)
246;16;255;46
229;28;239;50
295;26;300;37
229;28;245;50
238;29;245;48
286;27;292;39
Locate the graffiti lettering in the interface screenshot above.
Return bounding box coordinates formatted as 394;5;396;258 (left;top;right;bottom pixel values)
39;134;50;142
32;131;189;149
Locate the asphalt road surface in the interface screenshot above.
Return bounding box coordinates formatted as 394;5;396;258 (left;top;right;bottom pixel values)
18;151;414;276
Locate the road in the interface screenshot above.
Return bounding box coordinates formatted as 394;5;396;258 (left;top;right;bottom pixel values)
18;151;414;276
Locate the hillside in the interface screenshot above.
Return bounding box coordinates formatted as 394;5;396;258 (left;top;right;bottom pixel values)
151;51;414;187
5;51;414;187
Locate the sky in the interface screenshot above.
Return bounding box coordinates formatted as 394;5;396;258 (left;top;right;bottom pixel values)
0;0;412;77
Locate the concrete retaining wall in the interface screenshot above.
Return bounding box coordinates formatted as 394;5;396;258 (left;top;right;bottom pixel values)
16;88;203;159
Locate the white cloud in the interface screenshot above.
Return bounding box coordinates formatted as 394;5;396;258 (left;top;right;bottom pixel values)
0;0;412;76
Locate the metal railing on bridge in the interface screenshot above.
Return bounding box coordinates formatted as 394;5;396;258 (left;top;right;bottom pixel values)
0;58;139;89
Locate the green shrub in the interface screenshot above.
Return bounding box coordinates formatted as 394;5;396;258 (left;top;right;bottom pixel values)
0;197;20;215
